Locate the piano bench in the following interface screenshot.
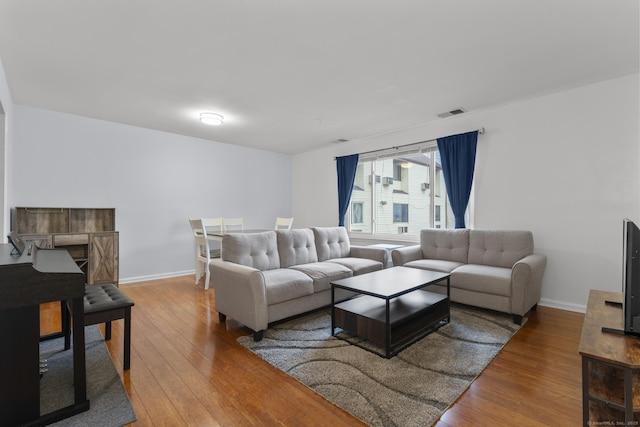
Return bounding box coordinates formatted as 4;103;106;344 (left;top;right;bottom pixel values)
64;283;135;370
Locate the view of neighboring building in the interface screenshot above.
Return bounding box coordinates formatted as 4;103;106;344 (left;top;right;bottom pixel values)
349;148;464;237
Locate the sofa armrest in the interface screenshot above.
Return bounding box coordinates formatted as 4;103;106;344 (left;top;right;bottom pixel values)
392;245;423;266
209;259;269;332
350;245;389;266
510;253;547;316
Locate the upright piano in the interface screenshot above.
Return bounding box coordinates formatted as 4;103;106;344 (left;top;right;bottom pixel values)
0;243;88;426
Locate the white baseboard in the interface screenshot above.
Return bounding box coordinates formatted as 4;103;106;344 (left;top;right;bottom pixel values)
119;270;194;285
539;298;586;314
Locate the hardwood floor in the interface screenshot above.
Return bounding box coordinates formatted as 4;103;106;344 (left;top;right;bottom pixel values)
40;276;584;426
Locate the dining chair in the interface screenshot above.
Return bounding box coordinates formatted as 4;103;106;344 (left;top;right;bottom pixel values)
202;216;223;259
223;217;244;232
188;218;219;290
202;217;223;241
274;217;294;230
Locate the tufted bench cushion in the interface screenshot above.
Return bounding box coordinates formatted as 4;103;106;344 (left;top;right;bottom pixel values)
65;283;135;370
84;283;135;314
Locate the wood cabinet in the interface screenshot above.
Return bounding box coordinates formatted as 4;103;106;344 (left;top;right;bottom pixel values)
13;207;119;285
88;232;118;285
579;289;640;425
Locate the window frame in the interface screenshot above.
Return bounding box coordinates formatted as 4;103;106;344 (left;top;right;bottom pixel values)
345;140;473;242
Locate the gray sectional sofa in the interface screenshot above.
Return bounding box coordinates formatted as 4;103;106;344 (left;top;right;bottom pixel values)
392;229;546;324
210;226;387;340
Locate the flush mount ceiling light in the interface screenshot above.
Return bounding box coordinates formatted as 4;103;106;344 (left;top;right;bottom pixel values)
199;112;224;126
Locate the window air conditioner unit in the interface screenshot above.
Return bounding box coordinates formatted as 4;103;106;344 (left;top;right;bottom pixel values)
382;177;394;186
421;182;430;191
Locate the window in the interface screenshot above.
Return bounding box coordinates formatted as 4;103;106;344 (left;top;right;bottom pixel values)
393;203;408;222
352;202;364;224
347;143;469;237
393;161;403;181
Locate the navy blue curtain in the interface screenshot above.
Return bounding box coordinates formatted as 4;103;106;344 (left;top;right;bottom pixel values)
336;154;359;226
437;131;479;229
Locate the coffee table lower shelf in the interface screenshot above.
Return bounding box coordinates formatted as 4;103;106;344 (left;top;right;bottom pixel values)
332;290;449;358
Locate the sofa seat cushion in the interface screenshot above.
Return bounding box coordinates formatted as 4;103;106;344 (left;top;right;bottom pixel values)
290;262;353;293
326;257;383;276
404;259;465;273
451;264;512;296
262;269;314;305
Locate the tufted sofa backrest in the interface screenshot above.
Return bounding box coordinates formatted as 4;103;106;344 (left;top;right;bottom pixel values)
221;230;280;271
276;229;318;268
312;227;351;261
420;229;470;263
468;230;533;268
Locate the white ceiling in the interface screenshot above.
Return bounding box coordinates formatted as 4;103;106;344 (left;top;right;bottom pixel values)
0;1;638;154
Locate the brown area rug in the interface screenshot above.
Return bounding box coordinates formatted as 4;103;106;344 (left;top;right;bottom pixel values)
238;303;521;427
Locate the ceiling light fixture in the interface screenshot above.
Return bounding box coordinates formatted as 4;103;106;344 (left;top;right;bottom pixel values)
200;112;224;126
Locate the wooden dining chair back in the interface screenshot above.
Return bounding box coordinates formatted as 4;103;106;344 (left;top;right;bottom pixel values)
275;217;294;230
223;217;244;232
202;217;223;236
188;218;218;290
202;217;223;258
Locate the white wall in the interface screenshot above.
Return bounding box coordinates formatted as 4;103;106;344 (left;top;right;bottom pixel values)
11;106;292;282
293;74;640;312
0;57;13;238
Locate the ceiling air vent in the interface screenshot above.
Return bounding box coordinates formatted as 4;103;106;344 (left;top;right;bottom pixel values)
437;108;467;119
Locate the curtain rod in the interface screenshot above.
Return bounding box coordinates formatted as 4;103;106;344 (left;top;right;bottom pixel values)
334;127;485;160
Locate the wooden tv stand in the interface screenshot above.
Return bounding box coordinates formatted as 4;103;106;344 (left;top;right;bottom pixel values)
579;289;640;425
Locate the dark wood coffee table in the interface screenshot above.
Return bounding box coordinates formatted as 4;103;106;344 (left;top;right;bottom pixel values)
331;266;450;358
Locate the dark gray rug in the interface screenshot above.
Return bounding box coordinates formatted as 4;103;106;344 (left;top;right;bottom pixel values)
40;325;137;427
238;303;521;427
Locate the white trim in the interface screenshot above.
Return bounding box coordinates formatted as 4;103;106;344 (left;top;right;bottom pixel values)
119;270;194;284
539;298;586;314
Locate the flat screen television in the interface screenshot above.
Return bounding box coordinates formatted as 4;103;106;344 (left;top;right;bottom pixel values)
603;218;640;337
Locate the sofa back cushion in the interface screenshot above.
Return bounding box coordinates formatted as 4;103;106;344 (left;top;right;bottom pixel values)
468;230;533;268
276;229;319;268
313;227;350;261
222;231;280;271
420;229;470;263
